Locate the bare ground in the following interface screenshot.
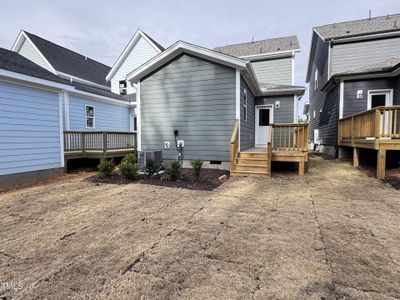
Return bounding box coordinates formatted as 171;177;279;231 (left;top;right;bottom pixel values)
0;155;400;299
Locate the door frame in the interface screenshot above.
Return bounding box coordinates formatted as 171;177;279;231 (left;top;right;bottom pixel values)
367;89;393;110
254;104;274;146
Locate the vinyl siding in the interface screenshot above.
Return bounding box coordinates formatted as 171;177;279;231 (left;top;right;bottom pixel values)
0;81;61;175
393;75;400;105
251;57;292;85
240;78;255;151
18;37;52;72
141;54;236;162
317;87;339;146
110;36;159;95
331;37;400;75
343;78;395;118
255;96;295;123
308;35;333;144
68;95;130;131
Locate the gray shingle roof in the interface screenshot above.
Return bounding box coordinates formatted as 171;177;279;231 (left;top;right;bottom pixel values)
72;82;127;101
24;31;111;87
258;82;305;91
314;13;400;40
338;57;400;75
214;36;299;58
0;47;72;86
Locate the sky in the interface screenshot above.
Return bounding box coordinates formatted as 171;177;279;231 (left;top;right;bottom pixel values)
1;0;399;117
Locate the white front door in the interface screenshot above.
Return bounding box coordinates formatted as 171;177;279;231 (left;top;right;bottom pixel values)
255;106;273;146
368;90;393;135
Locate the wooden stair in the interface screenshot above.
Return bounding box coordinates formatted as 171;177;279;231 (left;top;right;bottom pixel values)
231;151;271;177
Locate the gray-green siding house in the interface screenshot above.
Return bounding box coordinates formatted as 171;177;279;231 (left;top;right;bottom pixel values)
127;38;305;169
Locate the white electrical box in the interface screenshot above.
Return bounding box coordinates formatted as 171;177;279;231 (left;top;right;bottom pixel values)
275;101;280;109
164;141;170;149
357;90;363;99
177;140;184;147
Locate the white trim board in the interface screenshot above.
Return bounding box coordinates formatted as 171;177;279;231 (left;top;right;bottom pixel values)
136;81;142;151
106;29;163;81
367;89;393;109
339;80;344;119
58;92;65;168
235;70;241;150
254;104;274;147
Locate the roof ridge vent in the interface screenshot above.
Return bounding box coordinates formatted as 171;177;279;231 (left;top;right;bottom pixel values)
394;21;398;28
386;13;390;19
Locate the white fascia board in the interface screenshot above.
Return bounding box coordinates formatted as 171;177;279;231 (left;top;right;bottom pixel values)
306;31;319;83
313;28;326;41
331;30;400;44
13;31;57;74
127;41;247;82
58;92;65;167
57;71;110;91
136;81;142;151
240;49;300;61
0;69;72;91
106;29;163;81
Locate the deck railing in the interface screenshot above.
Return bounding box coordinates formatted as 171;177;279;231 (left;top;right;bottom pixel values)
338;106;400;144
64;131;137;153
271;123;308;152
230;119;240;172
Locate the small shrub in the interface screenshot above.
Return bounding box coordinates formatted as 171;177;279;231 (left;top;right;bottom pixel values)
191;160;203;180
98;159;115;178
145;159;157;177
120;154;139;180
166;160;181;182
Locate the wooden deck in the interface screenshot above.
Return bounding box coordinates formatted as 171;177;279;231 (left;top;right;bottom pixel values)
64;131;137;164
338;105;400;179
230;122;309;176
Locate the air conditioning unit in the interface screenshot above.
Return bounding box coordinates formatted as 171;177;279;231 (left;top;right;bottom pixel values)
138;150;162;171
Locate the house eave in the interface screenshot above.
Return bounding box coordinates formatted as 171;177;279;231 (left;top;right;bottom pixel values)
240;49;300;61
106;29;163;81
126;41;248;83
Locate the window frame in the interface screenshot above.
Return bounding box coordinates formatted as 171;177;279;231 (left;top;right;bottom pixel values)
85;104;95;129
243;89;248;123
314;69;318;91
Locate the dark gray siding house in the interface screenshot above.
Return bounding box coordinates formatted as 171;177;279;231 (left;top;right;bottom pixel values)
128;39;305;170
306;13;400;156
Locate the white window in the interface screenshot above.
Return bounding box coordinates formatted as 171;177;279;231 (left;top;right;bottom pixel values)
314;69;319;91
243;89;248;122
313;110;316;119
85;105;95;129
119;80;127;95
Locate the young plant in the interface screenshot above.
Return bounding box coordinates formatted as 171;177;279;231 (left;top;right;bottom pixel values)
98;159;115;178
191;159;203;180
119;154;139;180
166;160;181;182
145;159;157;177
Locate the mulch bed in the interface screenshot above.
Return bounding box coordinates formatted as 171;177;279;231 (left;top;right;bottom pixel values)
86;168;230;191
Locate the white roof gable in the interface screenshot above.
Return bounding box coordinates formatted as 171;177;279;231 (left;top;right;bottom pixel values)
106;29;163;81
126;41;247;83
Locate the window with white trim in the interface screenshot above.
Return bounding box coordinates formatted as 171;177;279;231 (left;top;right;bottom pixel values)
243;89;248;122
85;105;95;128
314;69;319;91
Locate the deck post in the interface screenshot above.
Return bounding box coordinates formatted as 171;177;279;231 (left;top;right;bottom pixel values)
353;147;359;168
377;148;386;179
103;132;107;158
298;160;305;176
81;132;86;158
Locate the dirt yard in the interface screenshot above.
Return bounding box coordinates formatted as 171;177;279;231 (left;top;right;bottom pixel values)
1;155;400;299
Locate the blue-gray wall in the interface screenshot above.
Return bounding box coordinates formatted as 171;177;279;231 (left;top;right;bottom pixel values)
68;95;130;131
140;54;236;162
343;78;396;118
255;95;295;123
0;81;62;175
240;78;255;151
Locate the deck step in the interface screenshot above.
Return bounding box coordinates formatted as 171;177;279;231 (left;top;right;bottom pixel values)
231;170;270;177
238;152;269;159
235;163;269;172
237;158;269;165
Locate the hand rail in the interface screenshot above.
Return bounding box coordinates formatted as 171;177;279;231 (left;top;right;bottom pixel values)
338;106;400;144
270;123;308;152
64;131;137;152
230;119;240;172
